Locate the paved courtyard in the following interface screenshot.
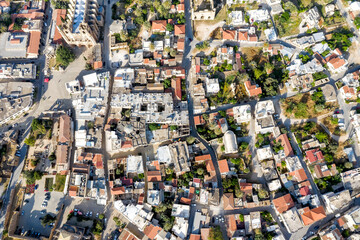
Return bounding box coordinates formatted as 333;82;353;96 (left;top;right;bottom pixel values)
18;176;65;237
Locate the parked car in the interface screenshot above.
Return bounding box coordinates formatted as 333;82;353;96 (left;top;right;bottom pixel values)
41;210;46;214
21;210;24;216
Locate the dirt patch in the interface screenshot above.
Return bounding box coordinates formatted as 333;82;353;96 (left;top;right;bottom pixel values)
210;27;222;40
321;116;346;137
194;21;225;41
281;93;337;119
240;47;263;62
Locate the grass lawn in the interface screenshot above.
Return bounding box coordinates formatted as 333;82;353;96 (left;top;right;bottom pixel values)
45;178;53;191
275;14;301;37
54;174;66;192
240;47;263;62
281;93;337;119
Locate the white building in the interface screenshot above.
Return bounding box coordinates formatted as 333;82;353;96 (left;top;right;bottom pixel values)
229;11;246;26
223;130;238;154
126;155;144;175
156;145;173;164
255;100;275;118
264;28;277;41
147;190;163;206
172;217;189;239
205;78;220;95
114;68;135;88
171;204;190;218
247;9;270;23
232;105;251;123
257;145;274;161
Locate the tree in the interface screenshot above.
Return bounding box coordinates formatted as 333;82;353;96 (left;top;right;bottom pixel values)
170;48;176;57
144;21;151;30
344;162;353;169
25;135;36;146
197;168;204;175
41;214;56;226
264;62;274;74
258;188;269;199
254;68;263;80
163;79;171;88
98;214;105;220
56;46;75;67
124;109;131;118
355;17;360;29
166;23;174;32
148;123;161;131
209;226;224;240
34;171;43;180
186;136;196;145
249;61;257;69
315;132;328;142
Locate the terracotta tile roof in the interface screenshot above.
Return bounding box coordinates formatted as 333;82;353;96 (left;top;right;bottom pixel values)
328;57;346;69
244;80;262;96
59;114;71;143
223;193;235;210
77;152;93;162
177;38;185;51
56;145;68;165
189;187;195;199
194;115;205;126
121;140;133;149
171;77;182;100
301;206;326;225
93;61;103;70
93;154;103;169
222;29;236;40
201;228;210;240
206;160;215;172
289;168;308;182
240;182;252;194
119;229;139;240
299;186;311;196
249;34;258;42
152;20;167;32
180;197;191;204
174;24;186;35
272;194;295;213
68;185;78;197
337;216;346;227
195;154;211;162
27;31;41;55
237;31;248;41
189;234;201;240
218;159;229;173
276;134;293;157
227;215;237;232
177;4;185;11
53;9;66;44
111;186;125;195
147;171;162;182
305;148;324;163
144;224;162;240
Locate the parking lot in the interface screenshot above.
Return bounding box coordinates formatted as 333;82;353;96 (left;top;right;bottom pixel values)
17;176;65;237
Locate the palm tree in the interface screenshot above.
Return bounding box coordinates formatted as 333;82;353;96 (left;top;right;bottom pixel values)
249;61;257;69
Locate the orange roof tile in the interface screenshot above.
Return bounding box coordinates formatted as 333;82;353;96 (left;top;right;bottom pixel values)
144;224;162;240
180;197;192;204
289;168;307;182
69;185;78;197
276;134;293;157
201;228;210;240
272;194;295;213
147;171;162;182
177;38;185;51
111;186;125;195
27;31;41;55
301;206;326;225
223;193;235;210
174;24;186;35
53;9;66;44
245;80;262;96
189;234;201;240
152;20;167;32
194;115;205;125
222;29;236;40
237;31;248;41
93;61;103;70
218;159;229;173
195;154;211;162
206;160;215;172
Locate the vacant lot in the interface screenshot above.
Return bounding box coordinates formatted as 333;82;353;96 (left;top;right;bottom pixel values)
321;116;345;136
54;174;66;192
274;14;301;37
281;93;337;119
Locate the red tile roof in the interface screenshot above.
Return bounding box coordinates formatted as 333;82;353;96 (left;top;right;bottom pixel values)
144;224;162;240
93;61;103;70
174;24;186;35
305;148;324;163
299;186;311;196
222;29;236;40
180;197;191;205
171;77;182;100
68;186;78;197
272;194;295;213
218;159;229;173
189;234;201;240
276;134;293;157
177;38;185;51
27;31;41;55
223;193;235;210
289;168;308;182
195;154;211;162
147;171;162;182
53;9;66;44
206;160;215;173
194;115;205;126
152;20;167;32
301;206;326;225
244;80;262;96
111;186;125;195
237;31;248;41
